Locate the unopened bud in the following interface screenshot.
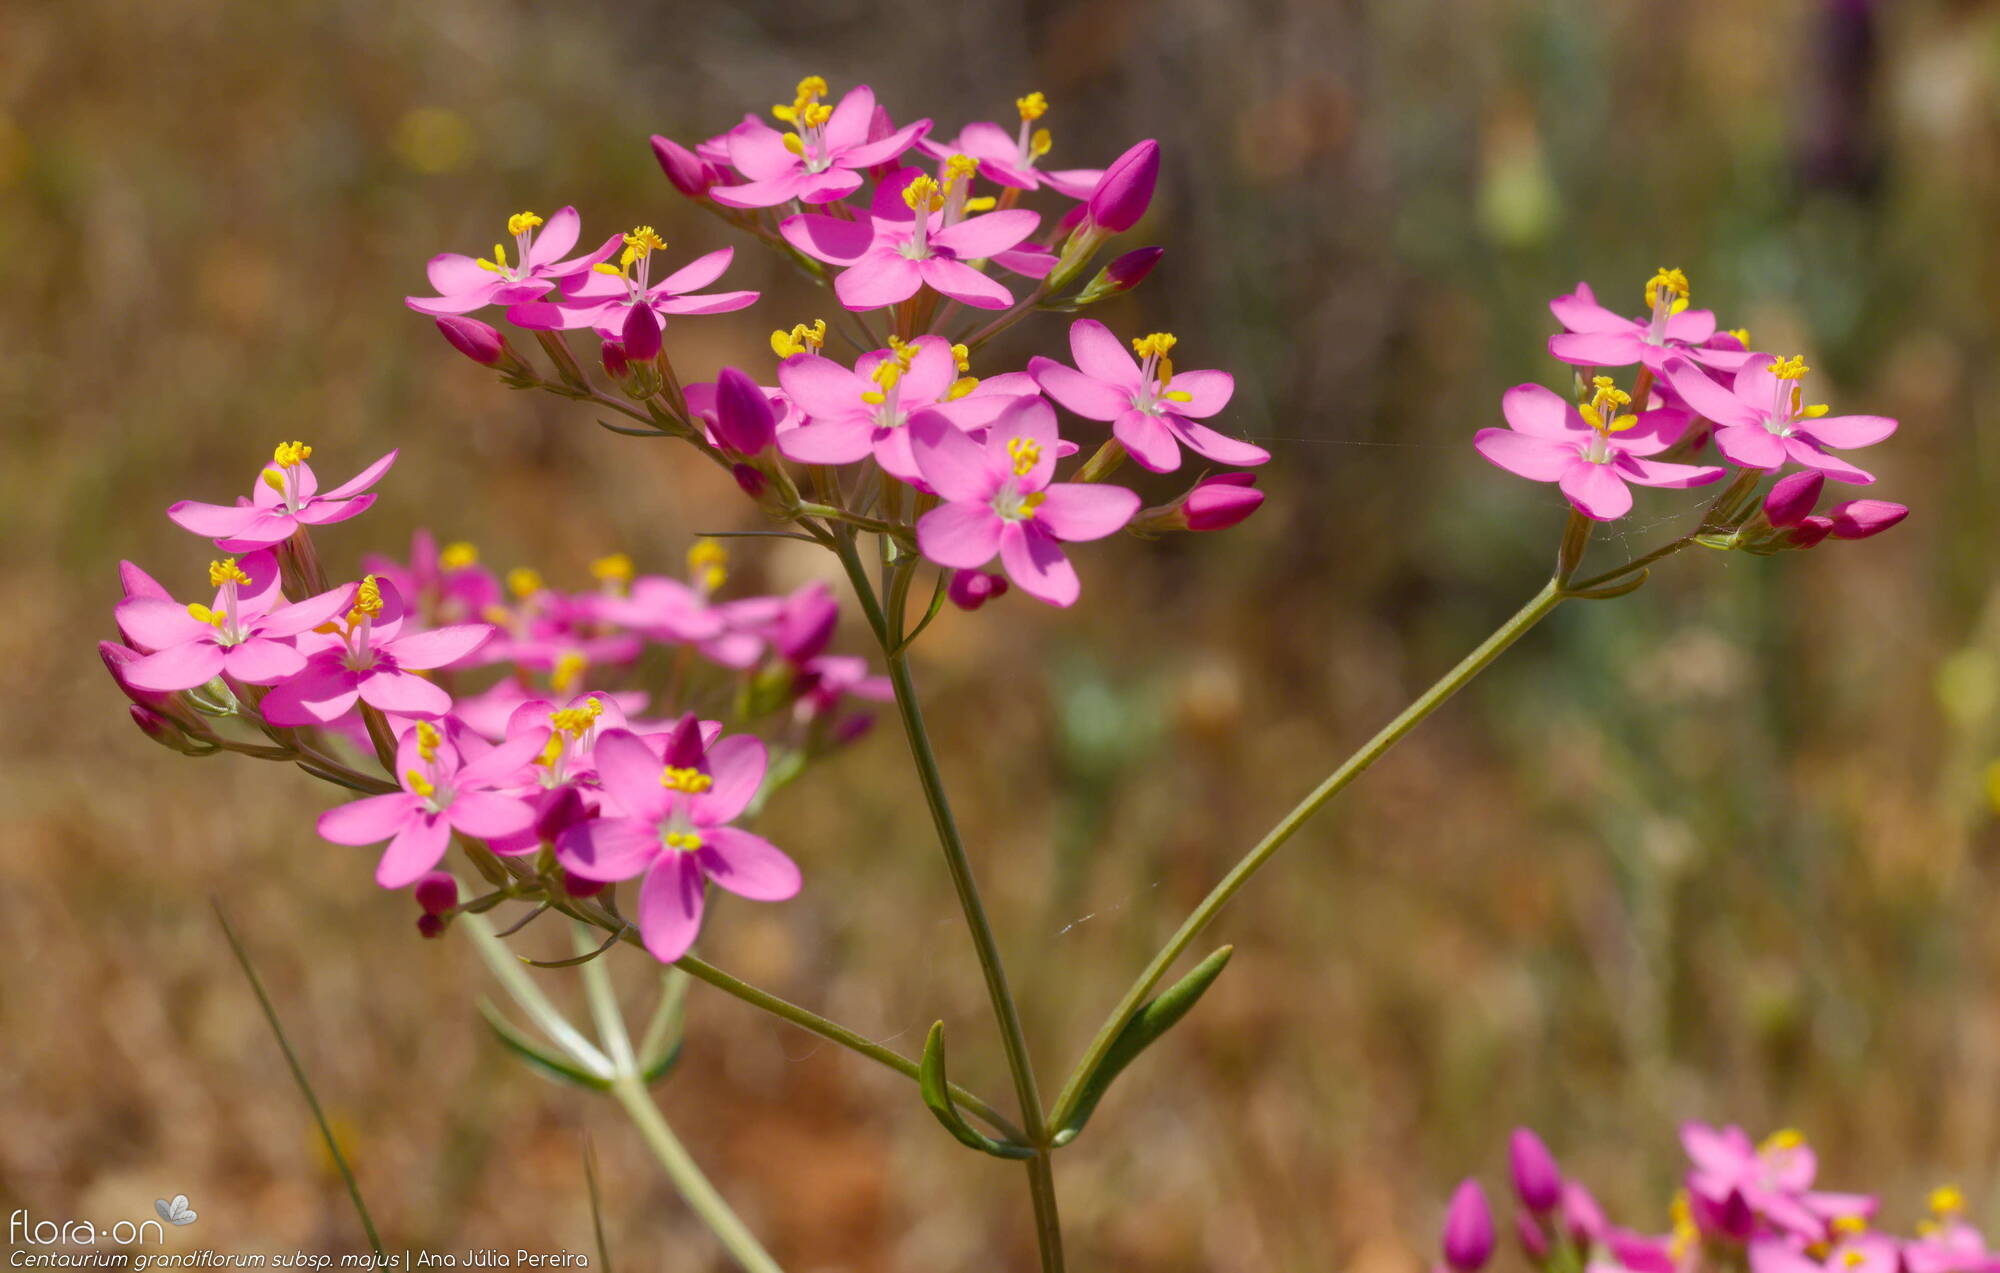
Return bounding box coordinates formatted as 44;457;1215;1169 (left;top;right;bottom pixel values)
535;785;590;844
435;315;507;367
947;570;1010;611
413;871;458;916
562;872;607;899
1785;514;1835;549
416;913;448;939
1441;1180;1496;1273
1508;1128;1563;1213
1514;1212;1551;1263
1560;1182;1605;1245
1134;472;1264;534
650;134;721;198
732;462;769;498
1087;139;1160;232
1071;246;1164;306
601;339;632;381
1829;499;1908;540
712;366;778;457
130;705;210;755
621;303;663;362
1762;471;1824;528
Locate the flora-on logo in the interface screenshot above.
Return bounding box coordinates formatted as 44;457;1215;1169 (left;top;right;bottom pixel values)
154;1195;198;1226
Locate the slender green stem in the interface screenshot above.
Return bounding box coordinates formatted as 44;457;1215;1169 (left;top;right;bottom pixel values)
830;530;1065;1273
1564;535;1694;593
1049;578;1568;1130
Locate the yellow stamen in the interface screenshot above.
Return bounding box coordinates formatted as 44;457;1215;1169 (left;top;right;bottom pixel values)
273;441;313;467
208;557;251;588
1645;267;1691;314
415;720;441;763
781;132;805;156
1840;1252;1867;1268
1132;332;1178;384
614;225;666;273
687;539;727;592
186;602;224;628
1931;1186;1966;1216
771;320;828;358
1771;354;1810;381
1579;375;1637;433
506;567;543;600
661;766;714;794
1832;1216;1868;1237
507;211;543;237
550;697;605;737
537;734;563;768
663;829;705;851
1018;491;1045;518
773;76;831;128
590;552;634;586
351;575;385;619
550;650;588;694
439;541;479;571
406;769;436;799
944;154;980;194
946;376;979;400
1016;91;1048;122
1007;436;1042;476
1728;327;1751;347
903;175;944;214
1760;1128;1806;1153
1028;128;1053;160
950;343;971;373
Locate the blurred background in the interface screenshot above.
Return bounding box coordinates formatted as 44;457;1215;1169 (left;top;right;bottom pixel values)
5;0;1997;1267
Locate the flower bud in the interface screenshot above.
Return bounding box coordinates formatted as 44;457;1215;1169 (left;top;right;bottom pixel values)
413;871;458;916
621;302;663;363
562;872;607;899
732;462;769;498
650;134;720;199
1087;139;1160;232
1786;514;1835;549
1762;471;1825;528
1514;1212;1551;1263
129;705;211;755
435;315;507;367
1829;499;1908;540
1184;473;1264;530
416;913;448;939
1560;1182;1606;1245
1442;1180;1496;1273
535;785;590;845
948;569;1010;611
712;366;777;457
1508;1128;1563;1213
832;712;876;747
600;339;631;381
101;640;179;715
1070;247;1165;306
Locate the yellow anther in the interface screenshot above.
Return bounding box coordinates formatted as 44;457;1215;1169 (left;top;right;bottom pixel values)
903;175;945;214
506;211;543;237
551;650;588;694
477;247;506;274
1132;332;1178;361
440;541;479;571
614;225;666;272
1580;377;1636;433
480;604;513;627
1645;267;1691;313
773;76;830;127
1761;1128;1806;1153
1018;491;1045;518
1771;354;1811;381
537;734;563;768
1931;1186;1966;1216
687;539;727;592
550;697;605;737
186;602;224;628
780;131;805;156
884;334;919;369
1832;1216;1869;1237
797;75;829;101
272;441;313;468
950;343;971;373
415;720;441;763
663;829;705;852
1028;128;1053;160
262;467;287;492
964;196;997;212
1007;436;1042;476
771;320;827;358
801;102;832;128
406;769;436;799
944;154;981;191
1016;91;1049;122
1729;328;1751;347
946;376;979;401
351;574;385;618
661;766;715;794
506;567;544;599
208;557;251;588
1841;1251;1867;1268
590;552;634;585
872;359;905;389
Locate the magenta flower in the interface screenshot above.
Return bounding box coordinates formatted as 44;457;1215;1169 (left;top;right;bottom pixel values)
910;398;1139;608
708;79;929;209
261;576;493;724
1508;1129;1563;1213
404;208;621;316
1030;320;1266;473
780;168;1041;312
1473;381;1724;521
1441;1180;1496;1273
168;442;397;551
1682;1123;1874;1243
508;230;757;337
915;92;1102;196
317;719;547;888
1905;1216;2000;1273
777;335;1011;481
556;719;800;964
1663;354;1896;483
114;553;356;692
1547;271;1755;374
1829;499;1907;539
1085;139;1160;232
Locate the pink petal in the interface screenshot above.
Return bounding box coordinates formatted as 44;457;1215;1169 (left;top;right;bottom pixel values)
458;728;551;785
779;214;874;266
404;278;508;316
897;336;957;404
426;253;493;294
591;729;672;821
1664;358;1763;428
258;662;361;726
657;247;735;295
1164;369;1233;418
318;792;422;846
1558;461;1633;521
697;734;767;825
910;410;1002;502
841;119;929;168
1114;410;1181;472
1796;414;1896;450
1501;384;1589;439
1168;418;1270;467
293;495;376;527
219;638;306;684
985;397;1059;484
919;258;1013;309
1663;307;1718;344
357;668;453;717
1069;319;1143;387
1030;359;1128;421
319;450;399;501
1712;423;1786;470
698;827;800;901
259;584;359;638
836;253;924;310
447;791;537;840
375;814;453;889
651;289;758;317
523;206;580;268
387;624;494;670
725;119;799;181
932;209;1041;260
1549;286;1634;334
1612;454;1726;489
1548;330;1647;368
638;853;707;963
821;83;877;151
1473;429;1577;482
1035;483;1140;542
124;640;226;692
998;522;1080;607
116;597;210;651
1785;438;1875;485
777;353;869;420
166;500;264;538
777;419;875;466
558;817;661;882
917;502;1005;568
793;167;867;206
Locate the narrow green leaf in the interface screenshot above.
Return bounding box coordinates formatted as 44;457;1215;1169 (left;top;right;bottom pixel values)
580;1135;614;1273
1562;570;1650;601
1054;945;1233;1145
477;998;613;1091
596;417;667;437
918;1023;1037;1160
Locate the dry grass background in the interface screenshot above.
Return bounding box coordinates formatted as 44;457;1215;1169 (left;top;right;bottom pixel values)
6;0;2000;1268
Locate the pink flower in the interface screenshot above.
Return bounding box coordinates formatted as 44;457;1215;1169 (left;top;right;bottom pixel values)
780;168;1041;312
556;719;800;964
1829;499;1906;539
1030;320;1267;473
1663;354;1896;483
1547;271;1756;374
915;92;1102;197
910;398;1139;607
1085;139;1160;232
1441;1180;1496;1273
777;335;1016;481
261;576;493;724
405;208;621;316
168;443;397;550
708;79;929;209
114;552;356;692
1473;381;1724;521
508;230;757;337
317;719;547;888
1905;1218;2000;1273
1681;1123;1874;1243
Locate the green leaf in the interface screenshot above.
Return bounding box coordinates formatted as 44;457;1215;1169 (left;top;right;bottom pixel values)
477;998;613;1090
1054;945;1233;1146
596;418;667;438
918;1023;1036;1160
1561;570;1650;601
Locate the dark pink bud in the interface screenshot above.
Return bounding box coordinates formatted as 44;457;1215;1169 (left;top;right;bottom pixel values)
119;560;173;603
621;303;662;362
413;872;458;915
650;134;718;198
1829;498;1908;540
832;713;876;746
1607;1233;1677;1273
1763;471;1825;528
1560;1182;1605;1245
947;569;1009;611
1687;1186;1754;1240
731;462;769;498
416;913;447;940
712;366;777;456
774;584;839;664
129;704;189;751
562;872;607;898
535;785;589;844
1441;1180;1496;1273
600;339;631;380
1787;514;1835;548
1514;1213;1551;1263
1183;472;1264;531
101;640;177;714
1508;1128;1562;1213
435;315;506;367
1105;246;1164;290
1087;139;1160;232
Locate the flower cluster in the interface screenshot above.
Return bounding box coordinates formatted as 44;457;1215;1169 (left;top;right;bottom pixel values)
1432;1125;1998;1273
1475;269;1908;542
102;441;888;961
412;77;1268;607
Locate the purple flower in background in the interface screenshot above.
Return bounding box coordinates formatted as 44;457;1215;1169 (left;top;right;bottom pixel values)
261;576;493;724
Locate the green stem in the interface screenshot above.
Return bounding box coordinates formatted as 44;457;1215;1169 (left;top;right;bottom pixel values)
1049;577;1568;1130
